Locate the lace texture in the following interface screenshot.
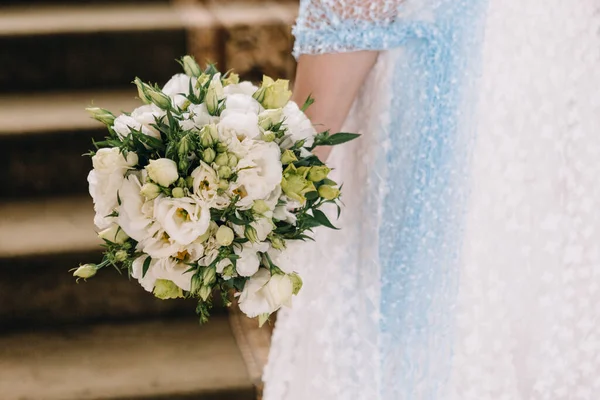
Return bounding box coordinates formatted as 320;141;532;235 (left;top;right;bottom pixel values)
265;0;600;399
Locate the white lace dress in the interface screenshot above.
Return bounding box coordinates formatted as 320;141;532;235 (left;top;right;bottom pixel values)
264;0;600;399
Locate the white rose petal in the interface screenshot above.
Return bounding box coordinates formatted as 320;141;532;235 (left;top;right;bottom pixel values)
238;268;272;317
235;241;269;277
234;141;282;209
259;273;294;310
222;93;261;115
113;105;164;141
218;110;261;142
98;223;129;244
281;101;316;149
191;162;229;209
118;174;154;241
223;81;258;97
132;256;194;293
146;158;179;187
154;197;210;245
162;73;194;109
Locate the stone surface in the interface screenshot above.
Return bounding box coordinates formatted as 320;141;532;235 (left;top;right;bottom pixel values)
0;317;254;400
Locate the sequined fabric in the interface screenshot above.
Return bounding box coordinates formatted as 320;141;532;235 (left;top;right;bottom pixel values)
264;0;600;399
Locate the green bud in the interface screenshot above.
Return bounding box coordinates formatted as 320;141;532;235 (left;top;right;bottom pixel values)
114;250;128;262
140;182;161;200
308;166;331;182
222;265;235;277
281;164;316;204
185;176;194;188
178;136;191;156
263;131;276;142
147;89;172;110
216;142;228;153
216;225;235;246
153;279;183;299
177;177;187;188
206;76;224;115
191;274;203;295
85;107;115;126
199;285;212;301
245;225;259;243
318;185;340;200
203;148;216;163
218;166;232;179
73;264;97;279
222;72;240;86
215;152;229;166
289;273;303;295
182;55;202;77
202;266;217;286
252;200;271;215
172;187;185;198
227;154;238;168
218;179;229;190
269;234;286;250
134;77;152;104
281;149;298;165
178;158;189;172
200;124;219;147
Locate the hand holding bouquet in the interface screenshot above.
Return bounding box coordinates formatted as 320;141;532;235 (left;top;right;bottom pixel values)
75;56;359;324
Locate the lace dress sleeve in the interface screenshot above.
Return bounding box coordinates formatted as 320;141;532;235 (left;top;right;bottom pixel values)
293;0;429;56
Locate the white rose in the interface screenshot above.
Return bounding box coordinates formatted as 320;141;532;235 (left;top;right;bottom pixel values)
153;197;210;245
223;81;258;97
139;227;204;260
162;73;194;109
132;256;194;293
88;148;138;229
146;158;179;187
190;162;229;209
217;110;261;142
98;223;129;244
280;101;316;149
260;273;294;310
234;241;269;277
234;141;283;209
222;93;261;115
113;104;164;141
238;268;272;317
117;174;154;241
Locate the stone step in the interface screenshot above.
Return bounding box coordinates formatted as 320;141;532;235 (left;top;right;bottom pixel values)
0;2;297;94
0;196;207;330
0;317;255;400
0;89;138;199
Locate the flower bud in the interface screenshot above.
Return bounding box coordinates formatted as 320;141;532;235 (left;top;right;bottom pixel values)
202;266;217;286
202;148;216;163
185;176;194;188
222;265;235;277
289;273;303;295
199;285;212;301
114;250;128;262
281;164;316;204
216;225;234;246
98;223;129;244
140;182;161;200
318;185;340;200
178;136;192;156
280;149;298;165
218;179;229;190
252;200;271;214
147;89;172;110
146;158;179;187
172;187;185;198
215;152;229;166
73;264;97;279
206;75;224;115
308;166;331;182
216;142;228;153
269;235;286;250
245;225;259;243
218;166;232;179
222;72;240;86
182;55;202;77
134;77;152;104
227;154;238;168
200;124;218;147
254;76;292;109
263;131;276;142
153;279;183;300
258;109;284;130
85;107;115;126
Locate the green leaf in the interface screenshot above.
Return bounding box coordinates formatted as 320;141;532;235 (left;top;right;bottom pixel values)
312;209;339;230
304;191;319;201
142;256;152;278
324;132;361;146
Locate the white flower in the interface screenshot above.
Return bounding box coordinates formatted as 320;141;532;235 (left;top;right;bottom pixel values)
261;273;294;310
153;197;210;245
190;162;229;209
218;110;261;142
117;174;154;241
98;223;129;244
146;158;179;187
222;93;261;115
267;243;302;274
139;227;204;260
113;104;164;141
180;103;218;131
132;256;194;292
273;197;301;225
162;73;193;109
88;148;138;229
234;241;269;277
238;268;272;317
280;101;316;149
251;217;275;242
234;141;283;209
223;81;258;97
216;258;233;274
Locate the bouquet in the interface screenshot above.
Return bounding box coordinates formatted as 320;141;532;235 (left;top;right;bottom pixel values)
74;56;358;324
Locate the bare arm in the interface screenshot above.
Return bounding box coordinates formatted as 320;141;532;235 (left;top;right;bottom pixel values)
291;51;379;161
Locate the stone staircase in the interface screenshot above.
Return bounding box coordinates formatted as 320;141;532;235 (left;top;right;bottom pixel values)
0;1;296;398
